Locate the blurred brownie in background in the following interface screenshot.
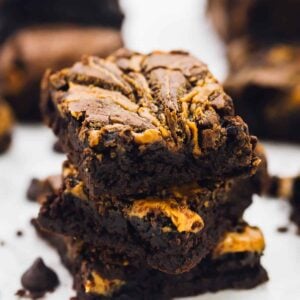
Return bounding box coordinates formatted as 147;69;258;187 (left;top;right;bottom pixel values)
225;41;300;142
0;0;124;121
268;175;300;230
207;0;300;44
0;98;14;153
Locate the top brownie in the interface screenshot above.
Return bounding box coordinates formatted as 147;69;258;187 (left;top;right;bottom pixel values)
41;49;259;199
0;0;123;43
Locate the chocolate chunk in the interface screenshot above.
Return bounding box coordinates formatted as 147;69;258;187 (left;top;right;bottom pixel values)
277;226;288;233
16;230;23;237
21;258;59;298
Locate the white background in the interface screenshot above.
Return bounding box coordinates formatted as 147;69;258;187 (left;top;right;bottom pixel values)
1;0;300;299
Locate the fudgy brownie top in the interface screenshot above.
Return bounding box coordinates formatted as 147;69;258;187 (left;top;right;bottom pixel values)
43;49;252;158
0;99;14;136
0;0;124;43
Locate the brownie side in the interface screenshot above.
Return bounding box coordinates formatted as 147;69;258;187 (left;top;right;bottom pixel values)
41;49;259;198
225;42;300;142
0;25;123;121
207;0;300;43
37;157;259;274
0;0;124;44
33;221;268;300
0;99;14;153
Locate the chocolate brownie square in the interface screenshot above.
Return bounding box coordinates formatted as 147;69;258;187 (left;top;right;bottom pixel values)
225;41;300;142
0;0;124;121
33;220;268;299
207;0;300;43
37;142;268;274
0;98;14;153
41;49;260;199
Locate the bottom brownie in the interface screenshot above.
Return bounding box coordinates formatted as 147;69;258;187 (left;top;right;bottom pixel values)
0;99;14;153
268;175;300;229
33;220;268;300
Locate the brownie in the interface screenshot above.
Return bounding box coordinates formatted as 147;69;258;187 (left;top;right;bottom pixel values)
0;0;124;44
225;42;300;142
33;220;268;300
207;0;300;43
268;176;300;229
37;145;269;275
0;25;123;121
27;175;61;203
41;49;260;199
0;98;14;153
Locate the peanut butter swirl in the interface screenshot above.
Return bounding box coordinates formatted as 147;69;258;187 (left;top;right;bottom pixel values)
45;49;235;157
127;199;204;233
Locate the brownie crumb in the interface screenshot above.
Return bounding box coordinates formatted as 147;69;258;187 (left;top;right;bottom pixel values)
16;230;23;237
0;240;5;246
15;289;26;297
21;258;59;298
26;179;44;202
277;226;288;233
53;140;64;154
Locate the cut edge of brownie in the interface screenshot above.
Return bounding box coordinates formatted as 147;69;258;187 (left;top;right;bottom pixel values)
32;220;268;300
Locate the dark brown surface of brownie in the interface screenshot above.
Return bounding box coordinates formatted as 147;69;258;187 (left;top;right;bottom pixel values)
0;98;14;153
0;0;124;44
0;25;123;121
207;0;300;43
225;42;300;142
41;49;259;199
33;221;268;300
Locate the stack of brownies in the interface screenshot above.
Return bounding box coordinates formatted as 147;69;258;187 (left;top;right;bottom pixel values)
35;49;268;299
